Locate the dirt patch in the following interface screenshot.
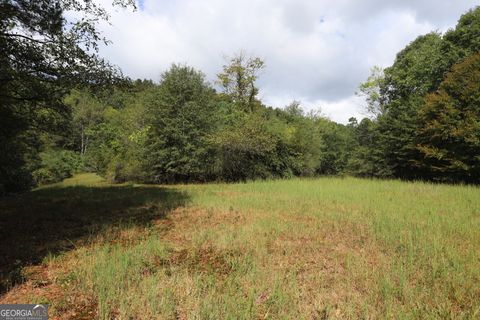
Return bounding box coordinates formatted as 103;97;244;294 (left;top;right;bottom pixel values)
156;246;243;276
0;262;97;320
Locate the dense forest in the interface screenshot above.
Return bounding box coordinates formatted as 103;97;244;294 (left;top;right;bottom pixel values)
1;2;480;195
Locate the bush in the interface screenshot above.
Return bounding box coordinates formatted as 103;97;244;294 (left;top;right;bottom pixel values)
32;150;83;185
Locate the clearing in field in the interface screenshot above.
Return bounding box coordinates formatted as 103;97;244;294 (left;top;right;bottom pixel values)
0;173;479;319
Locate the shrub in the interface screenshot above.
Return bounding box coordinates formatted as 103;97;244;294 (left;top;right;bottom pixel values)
32;150;83;185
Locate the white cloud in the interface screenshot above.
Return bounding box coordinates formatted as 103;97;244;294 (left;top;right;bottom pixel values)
262;93;365;124
319;95;366;123
95;0;478;123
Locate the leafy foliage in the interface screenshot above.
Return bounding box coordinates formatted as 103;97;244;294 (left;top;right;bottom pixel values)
3;4;480;191
354;6;480;182
32;149;82;185
143;65;217;183
415;53;480;182
217;52;265;113
0;0;134;194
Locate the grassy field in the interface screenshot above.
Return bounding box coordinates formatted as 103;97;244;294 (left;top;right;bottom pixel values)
0;173;479;319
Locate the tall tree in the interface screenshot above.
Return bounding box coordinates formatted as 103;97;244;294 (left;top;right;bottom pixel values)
217;52;265;113
65;89;107;156
356;66;385;118
415;53;480;183
443;6;480;64
373;32;449;179
144;65;217;183
346;118;391;177
354;6;480;181
0;0;134;193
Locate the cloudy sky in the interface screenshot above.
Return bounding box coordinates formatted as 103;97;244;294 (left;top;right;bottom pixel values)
97;0;478;123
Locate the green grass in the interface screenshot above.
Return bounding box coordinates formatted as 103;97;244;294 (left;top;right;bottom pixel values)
1;174;479;319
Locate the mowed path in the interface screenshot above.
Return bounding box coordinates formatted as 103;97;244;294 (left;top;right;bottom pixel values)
1;174;479;319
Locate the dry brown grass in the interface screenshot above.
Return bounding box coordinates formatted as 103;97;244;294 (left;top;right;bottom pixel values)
1;174;479;319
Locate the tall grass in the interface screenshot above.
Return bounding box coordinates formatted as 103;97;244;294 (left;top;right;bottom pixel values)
1;174;479;319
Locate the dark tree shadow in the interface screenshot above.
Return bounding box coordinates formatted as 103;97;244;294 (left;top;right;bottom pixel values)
0;184;190;294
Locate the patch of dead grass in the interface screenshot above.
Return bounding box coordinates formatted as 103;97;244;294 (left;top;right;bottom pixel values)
0;205;421;318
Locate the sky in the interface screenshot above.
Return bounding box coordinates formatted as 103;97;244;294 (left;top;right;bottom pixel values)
97;0;478;123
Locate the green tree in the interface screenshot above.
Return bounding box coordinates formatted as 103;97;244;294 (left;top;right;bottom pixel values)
65;89;107;156
372;32;448;179
0;0;134;193
316;119;355;175
274;102;324;176
346;118;391;177
370;8;480;181
32;149;82;185
213;112;279;181
144;65;217;183
103;86;153;183
356;66;385;118
415;53;480;183
217;52;265;113
443;6;480;64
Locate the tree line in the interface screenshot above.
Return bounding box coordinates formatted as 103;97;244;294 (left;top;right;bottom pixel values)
355;7;480;183
37;61;351;185
1;2;479;194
